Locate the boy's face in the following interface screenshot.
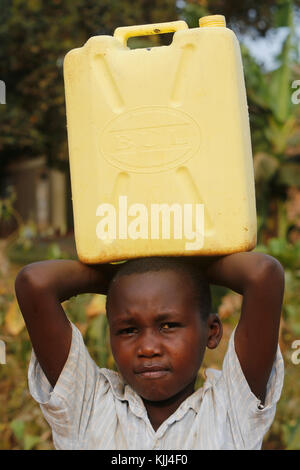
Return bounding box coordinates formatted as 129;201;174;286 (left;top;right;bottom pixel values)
107;269;219;403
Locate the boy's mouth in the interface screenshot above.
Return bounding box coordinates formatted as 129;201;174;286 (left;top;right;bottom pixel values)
134;364;170;379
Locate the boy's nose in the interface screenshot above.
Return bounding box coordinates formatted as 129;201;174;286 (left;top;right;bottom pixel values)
137;328;163;357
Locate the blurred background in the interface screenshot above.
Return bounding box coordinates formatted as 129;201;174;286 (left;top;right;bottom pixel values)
0;0;300;450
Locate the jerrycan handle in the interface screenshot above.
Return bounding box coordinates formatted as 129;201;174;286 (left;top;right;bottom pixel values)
113;20;188;47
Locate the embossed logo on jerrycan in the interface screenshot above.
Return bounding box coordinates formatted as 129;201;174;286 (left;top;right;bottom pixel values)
63;15;257;264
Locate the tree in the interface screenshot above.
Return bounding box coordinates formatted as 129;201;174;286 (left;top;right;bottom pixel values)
182;0;300;36
0;0;178;173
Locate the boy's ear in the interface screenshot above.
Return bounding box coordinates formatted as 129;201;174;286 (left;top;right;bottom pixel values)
206;313;223;350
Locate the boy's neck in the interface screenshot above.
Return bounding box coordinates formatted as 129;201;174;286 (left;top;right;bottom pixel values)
142;381;196;432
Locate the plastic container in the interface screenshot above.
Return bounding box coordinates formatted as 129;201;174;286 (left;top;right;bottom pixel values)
63;15;257;264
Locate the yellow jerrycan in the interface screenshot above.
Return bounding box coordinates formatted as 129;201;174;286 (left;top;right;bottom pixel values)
63;15;257;264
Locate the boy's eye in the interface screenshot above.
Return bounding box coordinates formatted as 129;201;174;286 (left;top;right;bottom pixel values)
161;322;180;330
117;323;181;335
118;327;137;335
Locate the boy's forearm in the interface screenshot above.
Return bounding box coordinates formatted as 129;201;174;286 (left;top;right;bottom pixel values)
17;259;116;303
200;253;284;404
199;252;283;294
15;260;116;389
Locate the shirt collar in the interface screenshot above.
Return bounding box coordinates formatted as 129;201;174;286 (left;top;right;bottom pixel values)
99;368;145;415
99;367;215;418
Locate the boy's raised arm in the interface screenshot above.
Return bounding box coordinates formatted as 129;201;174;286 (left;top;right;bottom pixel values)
15;260;116;388
200;252;285;404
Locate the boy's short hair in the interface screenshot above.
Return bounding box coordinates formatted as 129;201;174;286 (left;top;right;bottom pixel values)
106;257;211;322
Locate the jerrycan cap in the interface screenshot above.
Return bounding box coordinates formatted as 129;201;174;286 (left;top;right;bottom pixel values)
199;15;226;28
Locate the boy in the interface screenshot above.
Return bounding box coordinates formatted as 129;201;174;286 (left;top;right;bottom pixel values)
14;252;284;450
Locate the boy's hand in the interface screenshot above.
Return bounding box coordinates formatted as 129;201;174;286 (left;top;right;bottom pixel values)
15;260;118;388
199;252;285;404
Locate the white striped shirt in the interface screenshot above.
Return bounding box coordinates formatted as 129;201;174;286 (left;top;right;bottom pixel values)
28;322;284;450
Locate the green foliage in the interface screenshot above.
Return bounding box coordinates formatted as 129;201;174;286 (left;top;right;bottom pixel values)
6;234;71;264
183;0;300;35
0;0;178;171
283;418;300;450
256;237;300;268
10;419;40;450
179;2;208;27
86;315;112;368
0;186;17;221
255;238;300;336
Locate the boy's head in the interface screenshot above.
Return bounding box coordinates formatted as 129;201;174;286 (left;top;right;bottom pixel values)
106;257;222;404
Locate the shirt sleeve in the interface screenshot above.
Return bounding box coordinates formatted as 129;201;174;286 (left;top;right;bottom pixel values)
28;322;109;449
205;326;284;449
206;328;284;450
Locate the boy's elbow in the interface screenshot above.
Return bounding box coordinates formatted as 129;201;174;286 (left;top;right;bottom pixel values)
254;254;285;285
15;263;46;292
